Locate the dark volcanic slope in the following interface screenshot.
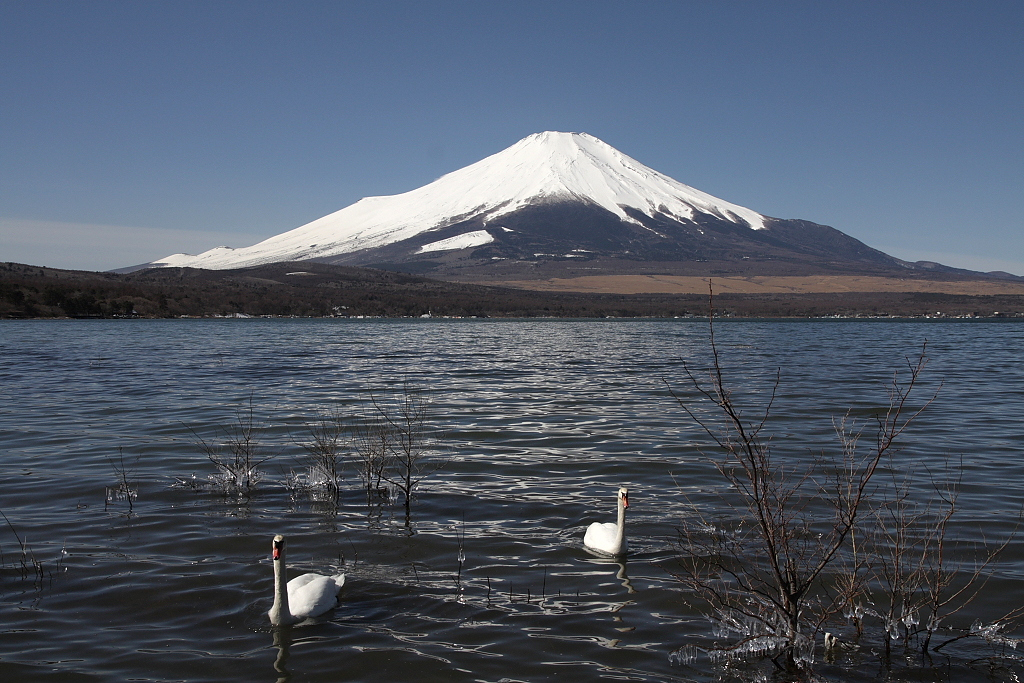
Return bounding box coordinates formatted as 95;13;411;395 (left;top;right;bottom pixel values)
315;199;956;281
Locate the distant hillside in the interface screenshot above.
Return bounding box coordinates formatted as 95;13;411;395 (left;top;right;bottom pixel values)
1;261;707;319
3;261;1023;319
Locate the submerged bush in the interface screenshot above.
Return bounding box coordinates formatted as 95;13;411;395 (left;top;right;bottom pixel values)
667;299;1019;678
188;393;271;496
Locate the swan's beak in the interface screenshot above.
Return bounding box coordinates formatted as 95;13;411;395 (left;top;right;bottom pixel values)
623;494;629;508
272;540;282;560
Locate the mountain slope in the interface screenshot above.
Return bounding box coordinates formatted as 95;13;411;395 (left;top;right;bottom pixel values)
150;131;907;278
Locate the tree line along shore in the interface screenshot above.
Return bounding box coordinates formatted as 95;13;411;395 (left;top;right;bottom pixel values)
2;261;1023;320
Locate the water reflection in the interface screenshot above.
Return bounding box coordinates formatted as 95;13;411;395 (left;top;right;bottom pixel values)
581;554;636;594
614;561;634;595
272;627;292;682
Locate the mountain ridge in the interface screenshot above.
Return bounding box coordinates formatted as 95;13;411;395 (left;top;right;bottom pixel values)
141;132;1002;282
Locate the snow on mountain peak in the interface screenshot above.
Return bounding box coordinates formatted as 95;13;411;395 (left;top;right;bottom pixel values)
152;131;766;270
478;131;765;229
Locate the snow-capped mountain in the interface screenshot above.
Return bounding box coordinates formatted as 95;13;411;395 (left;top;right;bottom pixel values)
150;131;903;277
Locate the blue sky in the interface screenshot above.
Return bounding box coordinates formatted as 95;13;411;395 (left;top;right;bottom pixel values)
2;0;1022;274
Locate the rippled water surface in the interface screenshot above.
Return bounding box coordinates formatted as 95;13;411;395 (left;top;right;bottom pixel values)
2;318;1023;682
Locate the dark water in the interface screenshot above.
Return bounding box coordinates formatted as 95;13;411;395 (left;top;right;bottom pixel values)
1;318;1023;682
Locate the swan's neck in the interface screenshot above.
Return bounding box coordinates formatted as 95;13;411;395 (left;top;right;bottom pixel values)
270;553;292;626
616;497;626;544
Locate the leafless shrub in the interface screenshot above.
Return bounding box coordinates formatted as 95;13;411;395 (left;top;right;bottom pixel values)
665;291;935;675
1;509;45;587
855;455;1019;660
188;393;272;495
292;406;347;503
362;379;446;523
353;398;392;503
105;446;139;512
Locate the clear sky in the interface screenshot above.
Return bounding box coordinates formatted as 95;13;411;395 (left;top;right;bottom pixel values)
2;0;1022;274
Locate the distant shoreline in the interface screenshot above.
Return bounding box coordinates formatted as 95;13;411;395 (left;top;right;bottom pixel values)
483;274;1024;296
4;262;1024;320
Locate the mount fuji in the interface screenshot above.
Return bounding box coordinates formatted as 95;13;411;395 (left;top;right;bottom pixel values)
149;132;913;280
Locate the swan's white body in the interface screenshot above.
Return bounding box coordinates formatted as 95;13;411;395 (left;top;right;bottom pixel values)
583;487;629;556
268;534;345;625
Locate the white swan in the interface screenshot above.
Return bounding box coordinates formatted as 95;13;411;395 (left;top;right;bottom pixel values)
268;534;345;625
583;487;629;556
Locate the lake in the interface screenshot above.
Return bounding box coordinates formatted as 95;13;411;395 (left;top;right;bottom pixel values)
1;318;1023;682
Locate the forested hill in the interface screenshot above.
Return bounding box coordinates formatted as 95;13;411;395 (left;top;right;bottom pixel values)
1;261;705;319
2;261;1022;319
